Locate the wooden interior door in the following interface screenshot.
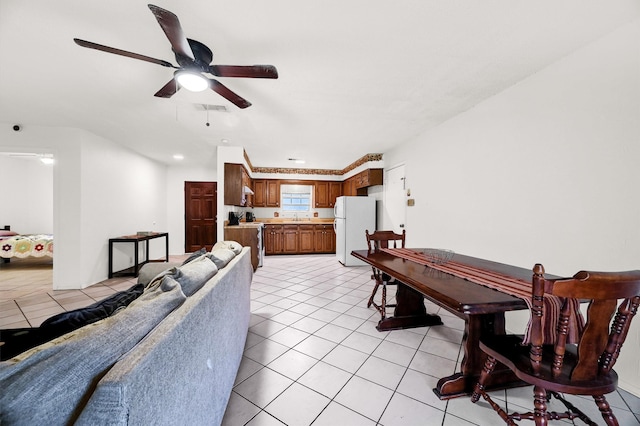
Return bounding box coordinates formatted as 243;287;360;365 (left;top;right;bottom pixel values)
185;181;217;252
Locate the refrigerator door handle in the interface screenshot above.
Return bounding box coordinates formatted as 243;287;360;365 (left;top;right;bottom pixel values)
333;219;337;233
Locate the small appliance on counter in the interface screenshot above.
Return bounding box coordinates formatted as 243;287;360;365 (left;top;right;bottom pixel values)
228;211;242;226
246;211;255;222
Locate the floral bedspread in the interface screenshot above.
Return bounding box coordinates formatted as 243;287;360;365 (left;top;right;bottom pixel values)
0;235;54;258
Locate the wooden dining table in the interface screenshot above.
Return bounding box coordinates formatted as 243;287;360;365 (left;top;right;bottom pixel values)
351;248;532;400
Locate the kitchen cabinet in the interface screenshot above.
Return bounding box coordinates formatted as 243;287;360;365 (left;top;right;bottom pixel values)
252;179;280;208
224;163;252;207
315;181;342;208
315;181;329;208
265;223;335;255
253;179;280;207
329;182;342;207
355;168;383;189
299;225;315;253
253;179;266;207
282;225;299;253
266;180;280;207
314;224;335;253
342;169;383;196
343;176;357;196
223;226;259;270
264;224;283;254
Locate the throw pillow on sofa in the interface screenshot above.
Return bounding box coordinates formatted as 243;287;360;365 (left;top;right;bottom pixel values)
0;275;186;426
172;255;218;296
181;247;208;265
208;248;236;269
212;240;242;255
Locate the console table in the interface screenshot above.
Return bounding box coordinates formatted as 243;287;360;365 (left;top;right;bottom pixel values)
108;232;169;278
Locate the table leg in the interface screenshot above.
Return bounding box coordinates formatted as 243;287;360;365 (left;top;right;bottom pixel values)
108;241;114;278
433;313;524;399
133;241;140;277
376;283;443;331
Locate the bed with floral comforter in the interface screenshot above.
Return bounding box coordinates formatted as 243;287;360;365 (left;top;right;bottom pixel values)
0;229;53;259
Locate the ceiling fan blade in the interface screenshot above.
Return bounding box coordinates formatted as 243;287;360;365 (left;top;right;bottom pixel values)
208;65;279;79
74;38;176;68
148;4;194;61
209;79;251;109
154;79;180;98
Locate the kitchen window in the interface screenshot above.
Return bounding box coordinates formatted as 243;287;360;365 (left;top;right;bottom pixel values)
281;184;312;212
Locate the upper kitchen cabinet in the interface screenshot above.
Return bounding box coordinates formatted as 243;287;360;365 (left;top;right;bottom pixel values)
224;163;253;207
355;169;383;189
315;181;342;208
253;179;280;208
253;179;266;207
266;180;280;207
343;176;357;196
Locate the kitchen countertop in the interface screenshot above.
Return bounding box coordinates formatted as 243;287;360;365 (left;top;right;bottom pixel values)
225;218;334;227
257;218;334;225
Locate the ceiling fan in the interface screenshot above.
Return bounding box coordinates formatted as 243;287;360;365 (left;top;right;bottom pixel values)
73;4;278;108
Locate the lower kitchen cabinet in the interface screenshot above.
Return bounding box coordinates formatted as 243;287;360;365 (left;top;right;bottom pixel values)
314;224;336;253
299;225;315;253
264;223;335;255
264;225;283;255
223;226;259;270
282;225;299;253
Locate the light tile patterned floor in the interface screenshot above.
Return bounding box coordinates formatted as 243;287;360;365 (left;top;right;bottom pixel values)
2;255;639;425
222;254;640;426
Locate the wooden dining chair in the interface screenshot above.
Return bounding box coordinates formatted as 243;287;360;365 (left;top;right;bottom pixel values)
365;229;406;320
471;264;640;426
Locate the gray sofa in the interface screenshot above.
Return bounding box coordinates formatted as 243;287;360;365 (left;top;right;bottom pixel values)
0;244;253;426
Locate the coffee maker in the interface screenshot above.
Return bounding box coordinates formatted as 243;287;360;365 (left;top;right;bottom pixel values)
245;211;255;222
228;211;241;226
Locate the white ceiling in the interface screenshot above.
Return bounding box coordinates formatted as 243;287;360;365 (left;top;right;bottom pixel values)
1;1;638;170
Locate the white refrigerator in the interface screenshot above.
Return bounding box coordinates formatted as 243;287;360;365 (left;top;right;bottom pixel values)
333;196;376;266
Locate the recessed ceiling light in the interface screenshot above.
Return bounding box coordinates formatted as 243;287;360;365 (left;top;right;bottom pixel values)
40;156;54;165
221;139;229;144
173;154;184;160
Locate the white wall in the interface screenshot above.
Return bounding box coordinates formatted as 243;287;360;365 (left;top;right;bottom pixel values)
0;156;53;233
384;20;640;395
0;124;168;290
78;134;168;286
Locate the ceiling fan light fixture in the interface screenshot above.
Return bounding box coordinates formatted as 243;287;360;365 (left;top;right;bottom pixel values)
175;70;209;92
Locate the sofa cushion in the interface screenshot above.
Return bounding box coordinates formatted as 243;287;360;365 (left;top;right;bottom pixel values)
208;248;236;269
0;275;186;426
212;240;242;255
172;255;218;296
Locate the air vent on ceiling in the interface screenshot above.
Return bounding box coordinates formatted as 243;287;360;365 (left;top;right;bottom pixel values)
194;104;228;112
